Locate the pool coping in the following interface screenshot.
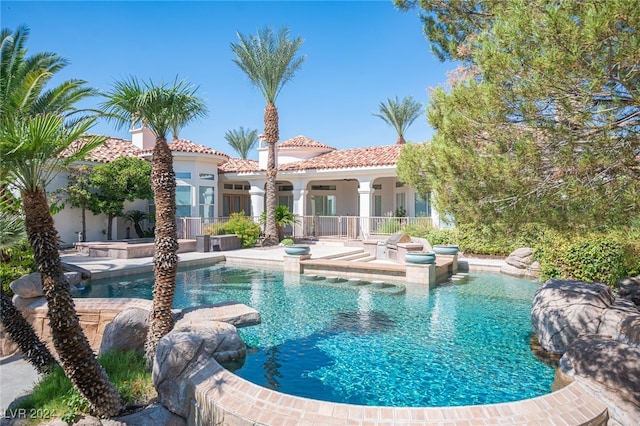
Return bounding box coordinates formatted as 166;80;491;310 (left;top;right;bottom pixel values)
61;248;610;425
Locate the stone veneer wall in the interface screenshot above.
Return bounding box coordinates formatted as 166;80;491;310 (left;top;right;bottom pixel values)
0;298;152;356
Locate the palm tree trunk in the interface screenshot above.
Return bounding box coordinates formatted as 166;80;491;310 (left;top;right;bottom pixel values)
397;134;406;144
22;189;121;417
0;289;58;374
263;102;279;246
145;137;179;366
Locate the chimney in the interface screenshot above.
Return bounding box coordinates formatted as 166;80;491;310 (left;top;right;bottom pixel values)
130;126;156;150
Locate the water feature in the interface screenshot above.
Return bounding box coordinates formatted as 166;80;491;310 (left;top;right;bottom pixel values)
77;264;554;407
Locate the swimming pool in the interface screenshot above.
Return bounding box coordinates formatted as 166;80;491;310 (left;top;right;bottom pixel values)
78;264;554;407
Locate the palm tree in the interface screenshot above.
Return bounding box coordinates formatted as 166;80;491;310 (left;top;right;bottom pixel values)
224;126;258;159
0;210;58;374
123;209;149;238
102;77;207;365
373;95;423;144
1;26;122;416
0;115;122;416
231;26;305;246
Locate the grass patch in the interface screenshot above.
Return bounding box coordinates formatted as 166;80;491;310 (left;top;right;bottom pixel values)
14;350;156;424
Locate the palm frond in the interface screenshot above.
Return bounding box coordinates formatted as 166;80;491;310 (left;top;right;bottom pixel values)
102;76;207;140
373;95;423;143
231;26;306;103
0;114;105;192
224;126;258;159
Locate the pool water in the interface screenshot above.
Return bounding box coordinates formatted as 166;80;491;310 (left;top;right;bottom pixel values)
78;265;554;407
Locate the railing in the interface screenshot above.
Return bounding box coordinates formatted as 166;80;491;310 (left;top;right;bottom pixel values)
177;215;433;240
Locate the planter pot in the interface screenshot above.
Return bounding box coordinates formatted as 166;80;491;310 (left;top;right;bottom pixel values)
433;245;459;255
284;245;311;256
405;251;436;264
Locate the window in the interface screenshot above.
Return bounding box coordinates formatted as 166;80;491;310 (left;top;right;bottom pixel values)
311;185;336;191
395;181;404;188
278;195;293;212
199;186;215;217
311;195;336;216
176;186;191;217
372;184;382;190
224;183;233;190
175;172;192;179
278;184;293;191
223;195;251;216
199;173;215;181
396;193;406;211
374;195;382;217
415;192;432;217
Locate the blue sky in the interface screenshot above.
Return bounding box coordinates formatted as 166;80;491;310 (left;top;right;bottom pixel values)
2;0;455;158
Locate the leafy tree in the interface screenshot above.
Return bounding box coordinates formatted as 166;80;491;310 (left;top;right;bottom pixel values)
231;26;305;246
0;26;122;416
86;157;152;240
373;96;423;144
56;165;93;242
224;126;258;159
102;77;207;365
396;0;640;230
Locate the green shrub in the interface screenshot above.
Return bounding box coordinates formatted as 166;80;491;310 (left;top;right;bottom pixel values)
535;232;639;287
223;212;261;248
15;350;155;424
1;243;36;297
203;222;227;235
280;238;295;246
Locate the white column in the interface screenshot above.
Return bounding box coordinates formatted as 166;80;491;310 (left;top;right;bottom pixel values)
358;179;372;238
248;182;265;221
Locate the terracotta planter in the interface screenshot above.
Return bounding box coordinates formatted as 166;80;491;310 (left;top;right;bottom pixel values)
404;251;436;264
433;245;459;255
284;245;310;255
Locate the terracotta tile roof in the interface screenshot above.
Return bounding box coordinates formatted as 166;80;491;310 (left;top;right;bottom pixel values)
279;145;402;171
61;136;141;163
278;135;335;150
219;158;261;173
140;139;229;158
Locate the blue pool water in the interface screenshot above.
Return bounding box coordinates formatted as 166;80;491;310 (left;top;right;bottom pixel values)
78;265;554;407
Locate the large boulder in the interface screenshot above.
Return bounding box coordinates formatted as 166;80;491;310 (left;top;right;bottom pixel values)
153;320;246;418
10;272;84;299
99;307;150;355
176;301;260;329
598;297;640;344
102;403;186;426
501;247;540;279
618;275;640;307
531;279;615;353
559;334;640;425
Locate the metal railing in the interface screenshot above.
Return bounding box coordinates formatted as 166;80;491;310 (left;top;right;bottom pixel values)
177;215;433;240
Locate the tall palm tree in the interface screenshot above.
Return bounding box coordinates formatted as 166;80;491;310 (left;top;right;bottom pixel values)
0;210;58;374
0;26;122;416
231;26;305;246
0;115;122;416
373;95;423;144
224;126;258;159
102;77;207;365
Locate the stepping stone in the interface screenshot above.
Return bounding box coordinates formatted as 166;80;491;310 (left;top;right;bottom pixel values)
326;276;340;283
304;274;319;280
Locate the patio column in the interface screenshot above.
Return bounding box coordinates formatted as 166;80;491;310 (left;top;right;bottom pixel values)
248;183;265;222
358;180;372;238
292;188;307;238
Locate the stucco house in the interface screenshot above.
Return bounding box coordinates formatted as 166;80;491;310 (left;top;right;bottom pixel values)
51;126;441;246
